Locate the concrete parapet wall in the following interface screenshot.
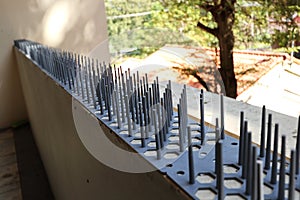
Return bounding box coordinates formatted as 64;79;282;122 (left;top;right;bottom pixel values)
15;48;188;200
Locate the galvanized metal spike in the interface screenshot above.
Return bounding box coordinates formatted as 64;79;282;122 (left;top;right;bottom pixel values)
251;146;258;199
200;89;205;145
102;78;108;110
106;85;112;121
119;84;126;123
296;116;300;175
134;86;139;125
149;88;153;128
85;67;90;104
159;98;166;142
145;73;149;90
125;71;128;83
128;68;131;78
146;91;151;133
126;79;131;104
153;108;161;160
215;118;220;141
140;80;144;102
136;71;140;86
133;73;137;95
152;82;155;105
187;126;195;184
271;123;279;184
278;135;286;200
74;61;80;95
163;93;168;135
113;90;121;129
156;77;160;102
96;81;104;115
92;62;97;90
125;95;132;137
111;83;116;116
216;140;224;200
246;132;253;195
129;75;133;94
220;94;225;139
265;114;272;170
139;102;145;147
142;96;149;138
79;64;85;99
142;76;146;95
130;90;136;130
257;160;264;200
238;111;244;165
156;103;164;149
242;121;248;179
178;103;184;152
288;150;296;200
168;80;173;116
89;71;97;109
163;92;170;130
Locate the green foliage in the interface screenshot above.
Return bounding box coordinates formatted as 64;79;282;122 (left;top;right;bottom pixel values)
105;0;199;59
105;0;300;58
234;0;271;49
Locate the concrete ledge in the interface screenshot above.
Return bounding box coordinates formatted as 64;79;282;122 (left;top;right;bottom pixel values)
15;48;189;200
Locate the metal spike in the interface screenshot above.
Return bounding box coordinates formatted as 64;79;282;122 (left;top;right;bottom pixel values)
153;108;161;160
106;85;112;121
271;124;279;184
125;95;132;137
113;90;121;129
119;84;126;123
257;160;264;200
216;140;224;200
278;135;286;200
215;118;220;141
246;132;253;195
264;114;272;170
242;121;248;179
178;103;184;152
139;102;145;147
296;116;300;175
238;111;244;165
260;105;266;157
220;94;225;139
200;89;205;145
187;126;195;184
251;146;258;199
156;103;164;149
288;150;296;200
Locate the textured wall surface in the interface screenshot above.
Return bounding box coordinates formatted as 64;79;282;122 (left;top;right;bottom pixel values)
0;0;110;127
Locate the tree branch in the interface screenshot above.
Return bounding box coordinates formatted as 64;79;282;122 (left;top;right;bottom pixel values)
200;4;215;12
197;22;218;37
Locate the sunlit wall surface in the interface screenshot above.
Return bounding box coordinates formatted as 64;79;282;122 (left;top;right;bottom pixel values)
0;0;110;127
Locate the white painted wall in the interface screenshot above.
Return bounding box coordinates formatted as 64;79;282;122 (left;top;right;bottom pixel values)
0;0;110;127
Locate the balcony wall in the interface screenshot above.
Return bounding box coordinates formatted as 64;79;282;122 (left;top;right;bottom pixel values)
14;48;188;200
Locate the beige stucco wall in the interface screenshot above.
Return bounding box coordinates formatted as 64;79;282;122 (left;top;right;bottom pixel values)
0;0;110;127
15;49;188;200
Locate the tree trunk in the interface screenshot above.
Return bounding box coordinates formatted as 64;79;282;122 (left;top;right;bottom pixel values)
217;24;237;98
197;0;238;98
215;3;237;98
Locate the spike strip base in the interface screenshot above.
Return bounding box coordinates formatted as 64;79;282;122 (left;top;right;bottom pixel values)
15;40;300;200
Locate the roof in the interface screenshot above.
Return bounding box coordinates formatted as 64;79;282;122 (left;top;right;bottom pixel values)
120;45;290;95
